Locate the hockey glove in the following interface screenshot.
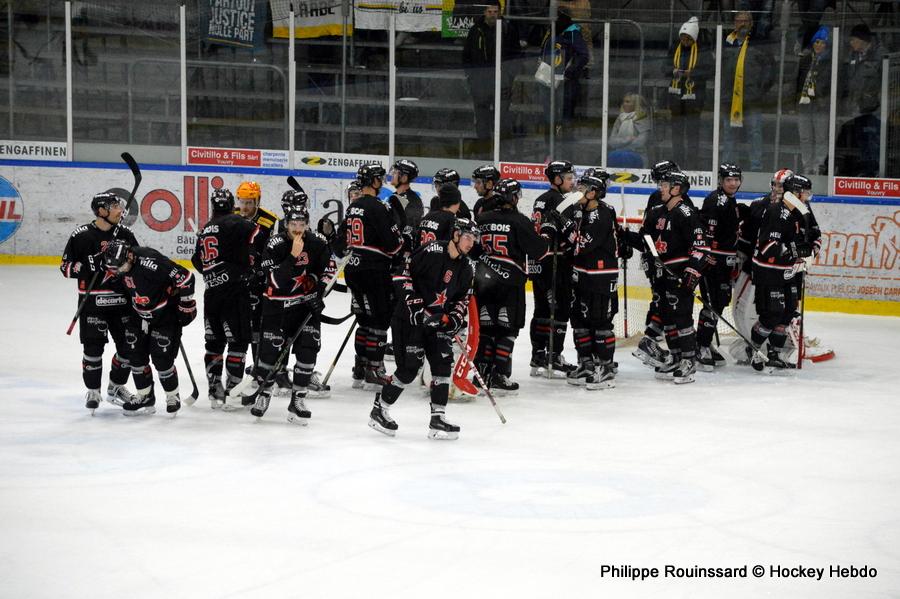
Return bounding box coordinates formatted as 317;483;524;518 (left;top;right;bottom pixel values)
442;311;465;336
795;241;813;258
680;267;702;291
424;312;446;330
178;297;197;327
407;297;426;326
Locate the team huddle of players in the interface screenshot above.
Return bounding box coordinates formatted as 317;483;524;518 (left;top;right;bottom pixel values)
59;158;820;439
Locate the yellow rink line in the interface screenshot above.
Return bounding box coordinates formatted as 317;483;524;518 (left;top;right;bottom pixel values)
3;254;898;317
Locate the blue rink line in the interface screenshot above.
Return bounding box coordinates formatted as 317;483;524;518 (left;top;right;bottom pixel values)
3;158;900;206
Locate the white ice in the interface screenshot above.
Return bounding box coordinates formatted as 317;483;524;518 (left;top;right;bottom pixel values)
0;265;898;599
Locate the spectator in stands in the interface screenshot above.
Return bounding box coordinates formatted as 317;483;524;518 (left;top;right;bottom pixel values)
796;26;832;175
540;9;589;140
796;0;829;55
608;93;651;167
720;11;775;171
738;0;774;39
462;0;521;148
837;23;883;176
664;16;710;170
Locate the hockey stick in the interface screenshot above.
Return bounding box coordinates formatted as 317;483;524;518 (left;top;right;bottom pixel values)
798;273;805;370
287;175;302;192
66;152;142;335
620;184;629;338
321;317;357;386
180;341;200;404
643;234;767;364
546;234;558;380
320;312;354;326
453;335;506;424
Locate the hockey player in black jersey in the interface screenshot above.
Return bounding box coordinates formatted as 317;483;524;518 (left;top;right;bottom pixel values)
638;171;709;384
566;170;620;389
191;188;261;409
418;184;463;247
529;159;579;377
695;163;743;371
249;205;331;423
471;163;502;217
368;219;478;439
235;181;279;371
473;178;549;393
630;160;680;368
388;159;424;229
748;174;813;371
60;192;140;414
429;168;472;218
278;187;308;234
344;163;405;389
102;241;197;415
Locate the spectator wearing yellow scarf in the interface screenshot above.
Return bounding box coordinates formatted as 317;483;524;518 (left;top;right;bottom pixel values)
720;12;775;171
665;16;710;170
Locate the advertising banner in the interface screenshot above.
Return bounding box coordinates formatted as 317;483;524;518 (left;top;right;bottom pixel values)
355;0;443;32
271;0;351;39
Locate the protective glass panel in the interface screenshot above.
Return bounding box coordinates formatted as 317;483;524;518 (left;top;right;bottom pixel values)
72;1;180;146
186;1;287;151
0;1;67;142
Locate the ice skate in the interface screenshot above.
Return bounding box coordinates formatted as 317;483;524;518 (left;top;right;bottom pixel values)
250;385;272;419
274;369;293;396
287;390;311;425
709;346;727;367
351;356;367;390
368;394;398;436
85;389;102;415
123;390;156;416
306;371;331;398
567;360;593;387
654;357;678;380
165;391;181;416
586;362;616;390
529;350;552;377
673;358;696;384
633;336;670;368
490;374;519;396
697;346;716;372
106;383;135;407
208;380;226;410
428;408;460;441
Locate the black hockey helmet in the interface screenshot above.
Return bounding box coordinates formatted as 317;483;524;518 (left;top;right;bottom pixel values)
544;160;575;182
664;171;691;194
91;191;122;216
782;174;813;196
438;183;462;208
495;178;522;204
650;160;680;183
578;170;607;198
357;163;386;187
347;180;362;200
453;217;480;239
391;159;419;182
103;240;132;274
718;162;743;180
472;164;501;184
210;188;235;214
433;167;461;188
284;205;310;223
584;167;611;184
282;190;309;213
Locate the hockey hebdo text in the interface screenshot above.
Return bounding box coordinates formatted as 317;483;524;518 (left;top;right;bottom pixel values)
597;563;877;582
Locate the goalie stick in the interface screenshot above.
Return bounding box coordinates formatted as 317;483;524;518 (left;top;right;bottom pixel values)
66;152;142;335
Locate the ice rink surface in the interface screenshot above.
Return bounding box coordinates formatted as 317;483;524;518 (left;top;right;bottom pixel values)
1;265;898;598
